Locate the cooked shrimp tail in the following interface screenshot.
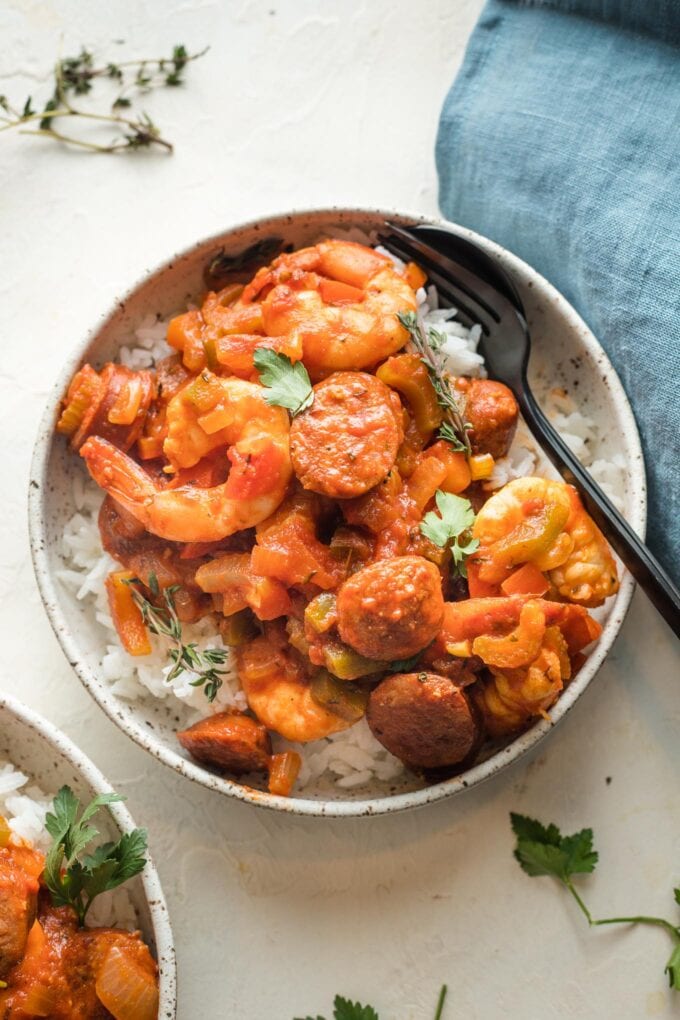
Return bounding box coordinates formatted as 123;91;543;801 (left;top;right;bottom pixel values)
81;435;291;543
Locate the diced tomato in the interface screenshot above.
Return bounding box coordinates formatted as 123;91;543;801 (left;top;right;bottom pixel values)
466;560;501;598
422;440;471;494
318;278;365;305
500;562;550;597
224;441;284;500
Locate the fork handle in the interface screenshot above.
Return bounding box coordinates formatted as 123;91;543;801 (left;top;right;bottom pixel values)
518;386;680;636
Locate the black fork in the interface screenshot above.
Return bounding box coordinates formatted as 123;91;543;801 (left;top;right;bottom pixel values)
379;221;680;636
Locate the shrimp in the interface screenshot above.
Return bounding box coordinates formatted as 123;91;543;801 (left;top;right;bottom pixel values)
162;372;289;470
548;485;619;606
242;239;418;376
236;627;351;742
473;626;571;738
472;477;618;606
80;378;292;543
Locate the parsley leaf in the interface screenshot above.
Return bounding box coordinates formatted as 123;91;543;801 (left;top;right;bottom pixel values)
666;945;680;991
44;785;148;925
333;998;379;1020
294;985;447;1019
254;348;313;417
420;490;479;577
511;813;680;993
511;813;598;880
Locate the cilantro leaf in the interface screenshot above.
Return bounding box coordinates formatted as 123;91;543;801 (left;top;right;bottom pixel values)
43;785;148;925
333;996;379;1020
254;348;313;417
420;490;479;577
674;888;680;907
511;813;598;881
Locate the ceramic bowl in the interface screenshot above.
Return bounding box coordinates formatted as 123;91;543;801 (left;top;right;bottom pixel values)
0;692;176;1016
28;207;646;817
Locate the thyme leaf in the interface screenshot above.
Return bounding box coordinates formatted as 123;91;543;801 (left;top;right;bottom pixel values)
0;43;208;154
398;310;472;456
124;573;228;702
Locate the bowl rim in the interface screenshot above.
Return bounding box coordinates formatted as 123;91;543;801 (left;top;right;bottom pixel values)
28;204;646;818
0;691;177;1014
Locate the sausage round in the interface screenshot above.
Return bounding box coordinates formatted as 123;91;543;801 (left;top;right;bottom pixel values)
178;712;272;774
464;379;519;459
366;671;481;769
289;371;402;498
336;555;444;660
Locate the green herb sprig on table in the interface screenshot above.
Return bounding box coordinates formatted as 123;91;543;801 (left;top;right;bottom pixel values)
295;984;447;1020
420;490;479;577
44;786;147;925
511;813;680;990
0;43;207;154
254;348;314;417
397;310;472;455
125;572;229;702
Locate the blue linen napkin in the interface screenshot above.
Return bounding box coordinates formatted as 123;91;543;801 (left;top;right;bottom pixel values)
436;0;680;582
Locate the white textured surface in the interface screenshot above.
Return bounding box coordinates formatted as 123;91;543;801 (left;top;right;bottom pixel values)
1;2;679;1018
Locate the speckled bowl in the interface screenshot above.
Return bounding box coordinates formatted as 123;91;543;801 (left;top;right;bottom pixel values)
28;207;646;817
0;692;176;1016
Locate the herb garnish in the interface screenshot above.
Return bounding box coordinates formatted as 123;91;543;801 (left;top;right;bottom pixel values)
0;44;207;154
125;573;229;702
44;786;147;925
397;310;471;455
295;984;447;1020
420;490;479;577
254;348;314;417
511;813;680;990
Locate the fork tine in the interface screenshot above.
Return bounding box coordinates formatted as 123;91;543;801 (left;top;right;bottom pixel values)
382;222;505;324
379;235;494;334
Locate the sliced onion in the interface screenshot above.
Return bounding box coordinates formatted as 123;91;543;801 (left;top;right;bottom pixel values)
95;944;158;1020
21;982;58;1016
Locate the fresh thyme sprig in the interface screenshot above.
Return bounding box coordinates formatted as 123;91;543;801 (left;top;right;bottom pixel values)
398;310;472;455
124;573;228;702
0;44;207;154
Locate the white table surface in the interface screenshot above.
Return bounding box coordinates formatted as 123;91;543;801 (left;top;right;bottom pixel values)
1;2;678;1017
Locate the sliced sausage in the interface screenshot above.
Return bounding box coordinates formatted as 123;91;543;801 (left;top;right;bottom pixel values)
290;372;402;499
366;671;481;769
336;555;444;660
178;712;272;774
0;851;40;979
464;379;519;459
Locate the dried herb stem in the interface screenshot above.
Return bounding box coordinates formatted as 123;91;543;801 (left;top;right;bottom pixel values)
0;44;207;154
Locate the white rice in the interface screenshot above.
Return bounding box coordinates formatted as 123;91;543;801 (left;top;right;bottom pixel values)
0;760;137;929
57;240;624;796
0;761;52;850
